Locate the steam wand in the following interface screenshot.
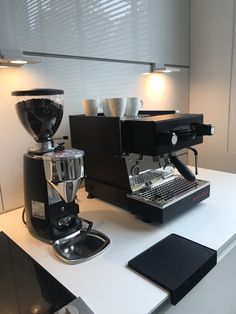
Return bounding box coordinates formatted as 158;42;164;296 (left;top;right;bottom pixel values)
188;147;198;175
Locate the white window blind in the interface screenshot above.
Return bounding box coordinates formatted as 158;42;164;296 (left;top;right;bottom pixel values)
9;0;149;60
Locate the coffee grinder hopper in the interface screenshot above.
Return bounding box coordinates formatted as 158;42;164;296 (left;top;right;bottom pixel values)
43;149;84;203
13;88;64;153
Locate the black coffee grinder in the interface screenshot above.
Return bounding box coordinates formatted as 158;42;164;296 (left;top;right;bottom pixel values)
12;89;84;243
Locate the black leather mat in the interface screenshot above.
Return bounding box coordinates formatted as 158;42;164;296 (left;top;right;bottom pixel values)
128;233;217;305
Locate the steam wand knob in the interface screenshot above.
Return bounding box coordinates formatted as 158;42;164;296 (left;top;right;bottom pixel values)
191;123;215;136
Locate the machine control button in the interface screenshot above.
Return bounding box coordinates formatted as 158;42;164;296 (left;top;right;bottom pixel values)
171;133;178;145
156;132;178;145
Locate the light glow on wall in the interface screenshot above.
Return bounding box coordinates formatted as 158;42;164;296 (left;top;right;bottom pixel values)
142;73;166;102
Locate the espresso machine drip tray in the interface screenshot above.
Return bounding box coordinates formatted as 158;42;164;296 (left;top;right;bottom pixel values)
53;228;110;264
128;170;210;209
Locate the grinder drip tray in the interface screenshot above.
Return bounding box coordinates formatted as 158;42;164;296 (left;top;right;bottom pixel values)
53;229;110;264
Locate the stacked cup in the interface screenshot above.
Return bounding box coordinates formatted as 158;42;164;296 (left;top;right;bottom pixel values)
100;98;112;117
101;97;143;118
81;97;143;118
108;97;127;118
125;97;143;118
81;98;99;116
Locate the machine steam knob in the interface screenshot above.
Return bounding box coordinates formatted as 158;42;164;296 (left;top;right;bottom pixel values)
191;123;215;136
156;132;178;146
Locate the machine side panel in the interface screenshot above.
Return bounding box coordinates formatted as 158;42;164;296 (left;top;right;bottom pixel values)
69;115;131;190
69;115;123;157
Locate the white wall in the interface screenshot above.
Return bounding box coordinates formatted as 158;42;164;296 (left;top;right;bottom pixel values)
0;186;3;213
0;0;190;211
189;0;236;173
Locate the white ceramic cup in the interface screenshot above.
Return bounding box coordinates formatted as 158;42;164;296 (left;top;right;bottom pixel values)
108;97;126;118
100;98;112;117
125;97;143;117
81;98;99;116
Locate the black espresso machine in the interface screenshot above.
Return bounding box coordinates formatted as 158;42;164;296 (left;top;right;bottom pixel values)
69;111;214;223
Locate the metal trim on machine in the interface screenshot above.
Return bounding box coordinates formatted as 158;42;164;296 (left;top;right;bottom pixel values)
128;170;210;209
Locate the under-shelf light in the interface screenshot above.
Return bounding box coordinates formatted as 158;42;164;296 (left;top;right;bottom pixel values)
10;60;28;65
23;51;189;74
0;48;42;67
2;49;189;74
150;63;182;74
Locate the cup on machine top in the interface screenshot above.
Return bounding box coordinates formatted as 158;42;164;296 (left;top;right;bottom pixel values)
99;98;112;117
108;97;127;117
125;97;143;117
81;98;99;116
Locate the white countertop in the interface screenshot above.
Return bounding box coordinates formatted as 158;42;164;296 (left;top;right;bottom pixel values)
1;167;236;314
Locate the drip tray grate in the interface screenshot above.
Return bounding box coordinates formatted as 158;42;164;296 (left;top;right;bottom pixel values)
128;175;209;209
